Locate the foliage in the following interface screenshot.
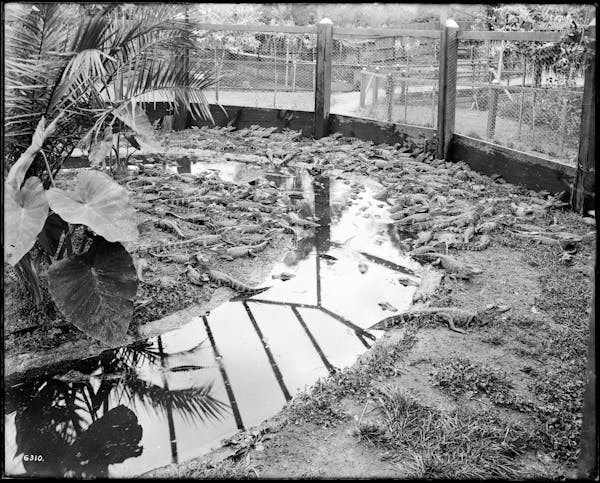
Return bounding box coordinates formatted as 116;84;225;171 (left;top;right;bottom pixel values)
46;171;138;243
47;236;138;346
4;3;215;184
4;2;220;345
488;4;594;83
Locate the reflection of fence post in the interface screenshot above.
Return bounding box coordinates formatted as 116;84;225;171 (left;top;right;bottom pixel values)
571;19;595;215
359;67;367;108
386;74;394;121
486;80;499;139
436;19;459;159
315;18;333;138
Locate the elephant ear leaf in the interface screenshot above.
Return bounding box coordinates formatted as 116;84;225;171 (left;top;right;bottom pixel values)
114;104;163;152
46;170;138;242
37;213;68;258
4;177;49;266
89;126;114;168
47;236;138;346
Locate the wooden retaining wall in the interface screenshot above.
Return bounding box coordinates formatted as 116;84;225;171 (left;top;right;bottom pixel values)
67;103;581;202
449;134;576;195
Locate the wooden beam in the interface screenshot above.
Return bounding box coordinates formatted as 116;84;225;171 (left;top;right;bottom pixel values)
333;27;440;38
195;23;317;34
570;20;596;214
315;18;333;139
329;113;436;146
437;19;459;159
457;30;564;42
449;134;576;194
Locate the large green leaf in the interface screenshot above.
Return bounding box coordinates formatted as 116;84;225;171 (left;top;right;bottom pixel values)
46;170;138;242
48;236;138;346
4;176;49;266
89;126;114;168
113;104;163;152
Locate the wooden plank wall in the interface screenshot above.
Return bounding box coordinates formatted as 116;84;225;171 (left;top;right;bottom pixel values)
143;103;315;137
449;134;576;195
329;114;436;148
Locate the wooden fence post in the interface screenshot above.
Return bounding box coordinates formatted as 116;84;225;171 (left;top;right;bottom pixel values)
359;67;367;108
292;60;297;92
571;19;596;214
436;19;459;159
385;74;394;121
486;80;499;139
372;66;380;107
314;18;333;138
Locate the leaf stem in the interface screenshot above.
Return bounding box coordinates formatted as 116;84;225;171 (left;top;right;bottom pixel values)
40;150;56;187
56;224;77;260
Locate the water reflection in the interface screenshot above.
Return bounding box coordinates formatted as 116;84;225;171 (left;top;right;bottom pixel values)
5;159;422;478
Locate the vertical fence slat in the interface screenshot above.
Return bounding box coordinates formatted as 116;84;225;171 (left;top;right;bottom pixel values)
359;67;367;108
436;19;458;159
386;74;394;122
315;18;333;138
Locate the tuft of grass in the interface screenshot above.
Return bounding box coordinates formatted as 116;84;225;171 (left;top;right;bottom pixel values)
430;356;536;413
359;385;536;479
286;329;419;426
176;457;259;479
430;356;513;400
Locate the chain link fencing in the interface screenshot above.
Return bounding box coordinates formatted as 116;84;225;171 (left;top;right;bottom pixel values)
329;32;440;129
453;39;584;164
193;29;317;111
186;24;586;166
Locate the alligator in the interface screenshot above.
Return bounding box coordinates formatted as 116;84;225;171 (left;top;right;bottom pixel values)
393;212;431;226
369;305;507;333
138;233;223;254
411;252;483;280
450;234;491;251
218;240;270;260
204;268;271;297
155;219;186;238
165;211;207;225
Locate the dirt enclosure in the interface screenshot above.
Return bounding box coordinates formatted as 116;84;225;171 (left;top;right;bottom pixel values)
4;125;595;479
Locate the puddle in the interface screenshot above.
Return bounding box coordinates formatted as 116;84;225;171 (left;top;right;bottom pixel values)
4;157;423;478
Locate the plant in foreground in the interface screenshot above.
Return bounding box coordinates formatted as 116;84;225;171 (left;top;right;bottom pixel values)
5;117;139;346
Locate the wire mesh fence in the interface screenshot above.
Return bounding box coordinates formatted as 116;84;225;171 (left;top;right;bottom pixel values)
329;32;440;128
182;22;589;167
192;29;317;111
453;39;584;163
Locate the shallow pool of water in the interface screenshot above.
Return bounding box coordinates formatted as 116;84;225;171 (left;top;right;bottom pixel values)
4;158;422;478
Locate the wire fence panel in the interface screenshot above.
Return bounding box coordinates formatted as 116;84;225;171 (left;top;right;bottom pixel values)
329;33;440;129
192;30;317;112
453;39;584;164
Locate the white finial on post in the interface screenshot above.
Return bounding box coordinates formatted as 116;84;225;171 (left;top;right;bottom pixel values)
446;19;459;29
320;18;333;25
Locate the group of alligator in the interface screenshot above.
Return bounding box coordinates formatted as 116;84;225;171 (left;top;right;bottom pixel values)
123;125;595;334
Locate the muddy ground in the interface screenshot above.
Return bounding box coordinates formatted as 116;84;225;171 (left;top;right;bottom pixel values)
147;224;594;478
5;126;596;478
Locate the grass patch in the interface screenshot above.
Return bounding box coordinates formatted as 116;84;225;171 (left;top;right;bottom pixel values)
358;385;536;479
429;356;535;413
285;328;418;426
174;457;259;479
